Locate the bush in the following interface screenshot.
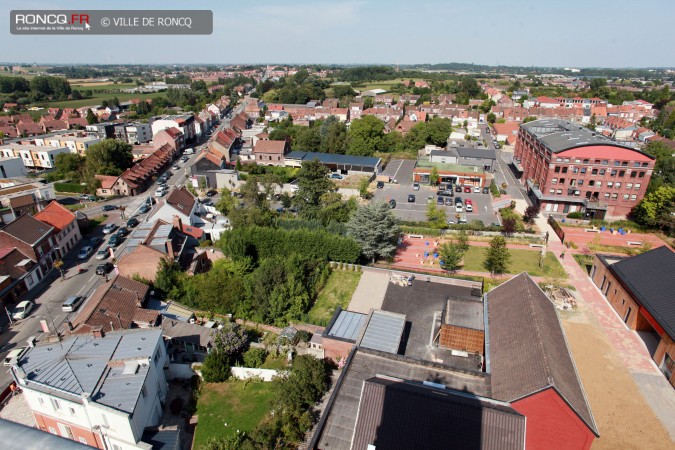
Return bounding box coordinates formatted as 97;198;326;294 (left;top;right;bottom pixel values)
566;212;583;219
242;348;267;368
54;182;85;193
201;351;231;382
489;183;500;197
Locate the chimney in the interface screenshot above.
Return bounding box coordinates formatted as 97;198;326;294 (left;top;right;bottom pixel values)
91;326;105;339
172;215;182;232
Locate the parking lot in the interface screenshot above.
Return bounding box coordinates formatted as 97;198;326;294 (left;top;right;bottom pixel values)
372;181;499;225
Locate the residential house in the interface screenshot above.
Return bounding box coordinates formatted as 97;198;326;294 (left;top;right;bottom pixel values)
151;115;196;143
148;187;199;226
34;201;81;256
492;122;521;142
0;214;56;281
591;247;675;389
95;175;121;198
253;139;289;166
12;328;169;450
0;156;27;178
113;144;177;196
153;127;184;153
209;128;238;164
0;144;70;171
117;217;208;282
85;123;116;140
0;247;41;306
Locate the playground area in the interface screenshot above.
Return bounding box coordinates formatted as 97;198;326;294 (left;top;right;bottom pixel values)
561;226;671;250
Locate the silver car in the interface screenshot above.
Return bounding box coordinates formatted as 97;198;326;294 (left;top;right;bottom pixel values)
12;301;34;320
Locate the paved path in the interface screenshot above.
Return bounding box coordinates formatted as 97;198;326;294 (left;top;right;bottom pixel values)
347;271;389;313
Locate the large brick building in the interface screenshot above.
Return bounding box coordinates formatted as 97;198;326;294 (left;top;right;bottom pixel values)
591;246;675;389
514;119;655;219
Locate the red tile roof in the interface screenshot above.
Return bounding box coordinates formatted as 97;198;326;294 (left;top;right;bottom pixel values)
95;175;119;190
166;187;196;215
33;201;76;233
254;140;287;155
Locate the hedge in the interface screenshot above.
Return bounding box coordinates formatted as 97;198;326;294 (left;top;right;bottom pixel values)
220;226;361;263
54;182;85;193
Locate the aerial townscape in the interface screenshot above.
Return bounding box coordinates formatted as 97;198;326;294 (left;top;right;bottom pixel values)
0;3;674;450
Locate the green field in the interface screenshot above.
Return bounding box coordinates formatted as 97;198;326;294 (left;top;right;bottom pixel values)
461;247;567;278
43;91;166;108
69;82;137;90
308;269;362;325
193;380;274;449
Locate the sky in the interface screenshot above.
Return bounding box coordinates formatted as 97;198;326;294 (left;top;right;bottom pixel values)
2;0;674;68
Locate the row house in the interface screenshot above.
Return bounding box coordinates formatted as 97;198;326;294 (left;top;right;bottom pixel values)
0;144;70;170
34;201;81;256
114;123;152;145
229;112;250;133
153;127;184;153
0;214;57;281
314;107;349;122
606;104;656;123
151;115;196;143
374;94;394;105
35;134;100;155
0;247;41;306
361;106;403;123
0;181;55;224
210;127;239;164
39;118;68;133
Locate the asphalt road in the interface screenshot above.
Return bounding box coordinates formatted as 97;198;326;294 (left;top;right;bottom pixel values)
480;124;528;201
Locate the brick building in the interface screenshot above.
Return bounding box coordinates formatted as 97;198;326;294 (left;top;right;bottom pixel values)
591;246;675;389
514;119;655;219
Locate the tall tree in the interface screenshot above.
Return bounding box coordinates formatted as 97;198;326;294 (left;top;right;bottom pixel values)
292;159;334;219
347;115;386;156
439;240;465;272
426;202;446;229
632;185;675;230
483;236;511;276
83;139;134;182
86;108;98;124
346;202;399;263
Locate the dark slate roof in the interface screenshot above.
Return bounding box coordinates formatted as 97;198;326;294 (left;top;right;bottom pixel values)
314;349;490;449
0;214;53;246
520;119;649;155
141;428;181;450
455;147;497;160
487;273;598;436
351;376;525;450
285;150;380;167
608;246;675;338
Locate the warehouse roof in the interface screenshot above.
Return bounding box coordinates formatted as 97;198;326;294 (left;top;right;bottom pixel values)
286;150;380;168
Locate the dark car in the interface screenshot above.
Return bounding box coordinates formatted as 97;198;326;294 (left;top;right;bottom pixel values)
102;205;118;212
482;186;490;194
407;194;416;203
89;236;103;247
206;190;217;197
376;181;385;189
437;190;453;197
436;196;444;205
388;199;397;209
108;235;121;247
444;197;454;206
127;217;139;228
116;227;129;237
139;204;151;214
96;262;114;275
455;184;463;193
455;196;463;204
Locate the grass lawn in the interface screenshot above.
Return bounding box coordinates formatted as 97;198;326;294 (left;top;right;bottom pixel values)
193;380;274;449
308;269;362;325
461;247;567;278
260;355;288;370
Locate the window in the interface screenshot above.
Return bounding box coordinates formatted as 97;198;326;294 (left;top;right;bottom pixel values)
626;183;633;189
583;159;589;164
594;159;601;164
604;193;610;199
619;170;625;177
630;171;637;178
556;158;562;162
634;183;641;190
607;182;613;188
580;167;587;174
623;194;629;200
638;171;645;178
38;397;45;406
596;181;602;187
578;180;584;186
601;160;608;165
612;193;618;199
572;167;579;174
51;398;62;411
661;353;675;381
556;189;562;194
614;161;620;166
554;166;561;173
633;162;640;167
610;170;617;176
49;427;57;435
642;162;649;167
69;407;76;416
588;180;595;187
615;182;621;188
599;169;606;175
562;166;568;173
630;195;637;201
621;161;628;166
549;189;555;194
551;178;557;184
559;178;566;185
570;179;577;186
591;169;598;175
564;158;570;163
575;159;581;163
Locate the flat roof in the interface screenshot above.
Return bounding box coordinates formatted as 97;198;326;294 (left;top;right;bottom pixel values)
359;310;406;354
444;298;484;331
326;310;367;342
416;160;485;174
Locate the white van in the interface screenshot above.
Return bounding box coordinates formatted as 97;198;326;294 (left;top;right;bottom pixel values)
155;186;167;197
184;148;194;155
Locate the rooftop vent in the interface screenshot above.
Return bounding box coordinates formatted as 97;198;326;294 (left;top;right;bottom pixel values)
122;361;139;375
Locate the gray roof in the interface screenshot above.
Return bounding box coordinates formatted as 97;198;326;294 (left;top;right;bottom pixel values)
313;349;490;450
444;298;484;330
607;246;675;338
17;328;162;414
520;119;649;156
286;150;380;168
429;149;456;159
325;310;367;342
455;147;497;160
358;310;406;354
351;376;525;450
160;318;217;348
141;428;181;450
1;214;53;246
0;419;92;450
487;273;598;436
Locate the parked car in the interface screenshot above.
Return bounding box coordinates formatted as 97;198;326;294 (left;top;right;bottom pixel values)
444;197;453;206
438;183;450;191
108;235;121;248
447;218;456;224
458;214;468;224
96;246;111;260
437;190;453;197
412;182;420;191
465;203;474;212
173;165;180;170
482;186;490;194
407;194;416;203
4;347;28;366
102;223;117;234
116;227;129;237
206;190;217;197
102;205;118;211
463;186;472;193
62;296;84;313
388;199;397;209
474;186;481;193
155;187;167;197
139;204;151;214
455;204;464;213
12;301;34;320
96;262;114;275
77;246;94;260
455;196;463;204
494;143;501;149
455;184;463;193
127;217;139;228
330;173;344;180
89;236;103;247
376;181;385;189
436;196;444;205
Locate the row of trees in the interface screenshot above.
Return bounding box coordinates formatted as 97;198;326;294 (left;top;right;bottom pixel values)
439;234;512;276
631;141;675;233
0;74;72;103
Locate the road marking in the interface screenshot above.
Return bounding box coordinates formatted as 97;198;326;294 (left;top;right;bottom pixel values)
77;274;98;295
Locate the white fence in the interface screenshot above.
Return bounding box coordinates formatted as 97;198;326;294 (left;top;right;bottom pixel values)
167;363;197;380
230;367;279;382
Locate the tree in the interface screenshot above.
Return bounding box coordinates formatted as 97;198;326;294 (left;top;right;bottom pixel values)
483;236;511;276
632;185;675;229
86;108;98;124
154;258;182;297
273;355;330;411
347;115;386;156
456;229;469;253
84;139;133;182
242;348;267;368
439;241;464;272
523;204;541;224
358;177;371;199
429;166;439;186
212;322;249;359
292;159;333;219
54;153;85;181
644;141;675;192
346;202;399;263
502;217;517;235
53;259;65;280
487;113;496;124
201;351;231;382
426;202;446;229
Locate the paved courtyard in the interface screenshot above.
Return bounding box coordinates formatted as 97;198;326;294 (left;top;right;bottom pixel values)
347;270;389;313
0;393;35;428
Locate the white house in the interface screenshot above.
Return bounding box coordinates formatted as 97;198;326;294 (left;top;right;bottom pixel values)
148;186;201;226
12;328;169;450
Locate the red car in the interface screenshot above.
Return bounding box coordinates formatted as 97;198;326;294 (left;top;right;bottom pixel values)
463;186;472;193
465;198;473;205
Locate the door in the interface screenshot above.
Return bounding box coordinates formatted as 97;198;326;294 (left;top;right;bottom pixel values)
624;307;632;324
563;203;570;213
58;423;74;440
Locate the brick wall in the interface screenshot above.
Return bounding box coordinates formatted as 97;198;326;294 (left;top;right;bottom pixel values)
33;411;103;449
322;337;354;363
439;325;484;354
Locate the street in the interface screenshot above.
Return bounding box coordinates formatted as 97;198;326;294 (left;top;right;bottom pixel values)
478;123;528;201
